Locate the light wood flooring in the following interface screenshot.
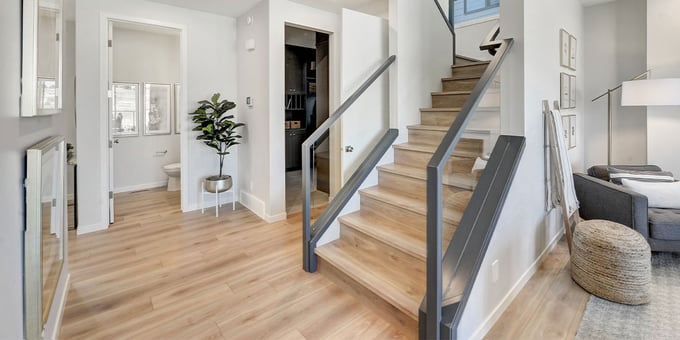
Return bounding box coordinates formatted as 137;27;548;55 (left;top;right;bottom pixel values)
60;188;404;339
286;170;329;215
60;188;589;339
485;238;590;340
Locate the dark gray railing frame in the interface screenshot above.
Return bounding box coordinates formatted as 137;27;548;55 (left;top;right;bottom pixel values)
422;25;514;339
302;55;397;272
434;0;457;65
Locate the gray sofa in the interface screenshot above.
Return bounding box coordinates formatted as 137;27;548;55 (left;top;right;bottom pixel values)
573;165;680;252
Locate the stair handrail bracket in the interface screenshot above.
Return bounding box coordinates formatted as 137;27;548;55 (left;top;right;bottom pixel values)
422;24;520;340
302;55;397;273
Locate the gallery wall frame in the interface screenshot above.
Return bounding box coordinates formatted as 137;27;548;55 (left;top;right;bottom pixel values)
143;83;172;136
560;72;576;109
560;28;577;71
111;82;140;137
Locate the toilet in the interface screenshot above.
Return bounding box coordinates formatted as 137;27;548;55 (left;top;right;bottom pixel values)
163;163;181;191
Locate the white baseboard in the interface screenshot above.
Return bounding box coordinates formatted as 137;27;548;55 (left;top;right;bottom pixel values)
49;273;70;340
76;222;108;235
113;180;167;194
266;211;287;223
239;190;266;220
470;231;564;340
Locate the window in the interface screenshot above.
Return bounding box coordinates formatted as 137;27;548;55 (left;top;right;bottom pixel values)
464;0;499;14
112;82;139;137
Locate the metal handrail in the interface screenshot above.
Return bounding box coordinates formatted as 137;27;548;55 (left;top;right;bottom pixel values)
434;0;457;65
423;25;513;339
302;55;397;272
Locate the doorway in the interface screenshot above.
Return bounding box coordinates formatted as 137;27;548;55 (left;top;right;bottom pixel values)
107;20;182;222
284;26;330;215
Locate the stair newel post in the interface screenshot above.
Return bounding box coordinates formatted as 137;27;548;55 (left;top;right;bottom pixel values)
426;164;443;340
302;142;313;272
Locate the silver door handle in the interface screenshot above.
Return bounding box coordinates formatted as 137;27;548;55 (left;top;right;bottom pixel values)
113;139;120;144
345;145;354;153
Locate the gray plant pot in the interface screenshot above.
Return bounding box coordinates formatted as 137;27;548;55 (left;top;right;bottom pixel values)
204;175;232;193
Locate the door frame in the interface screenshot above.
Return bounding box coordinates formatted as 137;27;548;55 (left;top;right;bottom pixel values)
100;14;188;224
279;22;340;218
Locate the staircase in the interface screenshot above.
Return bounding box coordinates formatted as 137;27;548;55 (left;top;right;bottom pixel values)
314;56;490;336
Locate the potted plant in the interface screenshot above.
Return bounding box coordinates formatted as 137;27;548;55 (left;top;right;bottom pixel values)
190;93;244;193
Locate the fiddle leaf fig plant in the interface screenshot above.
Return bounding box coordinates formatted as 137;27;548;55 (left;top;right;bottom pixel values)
189;93;244;178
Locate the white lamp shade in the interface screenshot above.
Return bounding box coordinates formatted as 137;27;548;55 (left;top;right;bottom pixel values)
621;78;680;106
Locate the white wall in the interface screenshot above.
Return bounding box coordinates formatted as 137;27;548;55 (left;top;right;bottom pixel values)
237;0;271;220
459;0;586;338
389;0;454;143
584;0;647;167
647;0;680;176
112;26;181;192
0;0;73;337
75;0;238;233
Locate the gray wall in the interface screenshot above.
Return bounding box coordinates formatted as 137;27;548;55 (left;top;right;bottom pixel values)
0;0;75;337
584;0;647;166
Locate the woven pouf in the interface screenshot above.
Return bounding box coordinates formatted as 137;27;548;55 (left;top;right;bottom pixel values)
571;219;651;305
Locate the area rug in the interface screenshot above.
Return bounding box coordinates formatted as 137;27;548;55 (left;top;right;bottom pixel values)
575;252;680;339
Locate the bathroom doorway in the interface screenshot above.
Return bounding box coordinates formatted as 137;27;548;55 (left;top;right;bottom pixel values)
107;20;182;221
284;26;330;215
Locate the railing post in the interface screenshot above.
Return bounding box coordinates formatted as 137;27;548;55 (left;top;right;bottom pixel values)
302;143;312;272
426;165;443;340
449;0;456;65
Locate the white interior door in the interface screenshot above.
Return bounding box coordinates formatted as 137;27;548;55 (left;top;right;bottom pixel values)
107;20;115;224
339;9;389;183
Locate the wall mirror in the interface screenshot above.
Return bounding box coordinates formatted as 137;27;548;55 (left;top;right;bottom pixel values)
21;0;64;117
25;136;66;339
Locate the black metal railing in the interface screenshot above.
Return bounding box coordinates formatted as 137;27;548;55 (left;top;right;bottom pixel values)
434;0;457;65
302;55;397;272
421;24;521;339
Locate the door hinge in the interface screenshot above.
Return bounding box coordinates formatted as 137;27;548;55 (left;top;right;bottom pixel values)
52;198;57;207
108;39;112;47
109;140;113;148
56;33;60;42
109;191;113;199
107;90;113;98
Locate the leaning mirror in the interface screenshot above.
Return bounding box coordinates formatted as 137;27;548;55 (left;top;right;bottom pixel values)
21;0;63;117
25;136;66;339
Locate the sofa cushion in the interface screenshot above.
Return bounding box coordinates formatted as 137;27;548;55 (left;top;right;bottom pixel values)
622;179;680;209
609;167;675;185
588;165;662;182
648;208;680;241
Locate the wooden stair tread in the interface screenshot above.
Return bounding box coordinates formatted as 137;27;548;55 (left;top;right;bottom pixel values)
315;240;424;319
339;211;426;261
455;54;484;63
359;186;466;226
442;75;482;81
377;163;478;191
393;142;481;159
431;90;472;96
451;61;490;68
420;107;462;113
407;124;493;136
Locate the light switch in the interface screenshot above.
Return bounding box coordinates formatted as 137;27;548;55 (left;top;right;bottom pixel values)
245;39;255;51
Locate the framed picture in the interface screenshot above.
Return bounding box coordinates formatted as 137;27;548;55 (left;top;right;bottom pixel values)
112;82;139;137
569;115;577;149
569;35;577;70
561;115;570;143
560;29;570;68
143;83;172;136
560;73;570;109
569;74;576;108
174;83;181;134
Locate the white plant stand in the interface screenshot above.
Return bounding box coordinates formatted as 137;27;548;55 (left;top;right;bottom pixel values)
201;180;235;217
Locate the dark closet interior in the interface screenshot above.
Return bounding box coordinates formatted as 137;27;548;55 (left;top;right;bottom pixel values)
284;28;329;194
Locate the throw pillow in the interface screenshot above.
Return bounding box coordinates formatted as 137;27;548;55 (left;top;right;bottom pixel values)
608;167;675;185
621;179;680;209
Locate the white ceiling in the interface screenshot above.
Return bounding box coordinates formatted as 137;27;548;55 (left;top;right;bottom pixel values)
145;0;387;18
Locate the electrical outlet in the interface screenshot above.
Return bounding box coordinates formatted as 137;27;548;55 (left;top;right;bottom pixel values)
491;259;499;283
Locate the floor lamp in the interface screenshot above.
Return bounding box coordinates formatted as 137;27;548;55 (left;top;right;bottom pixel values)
592;70;651;165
